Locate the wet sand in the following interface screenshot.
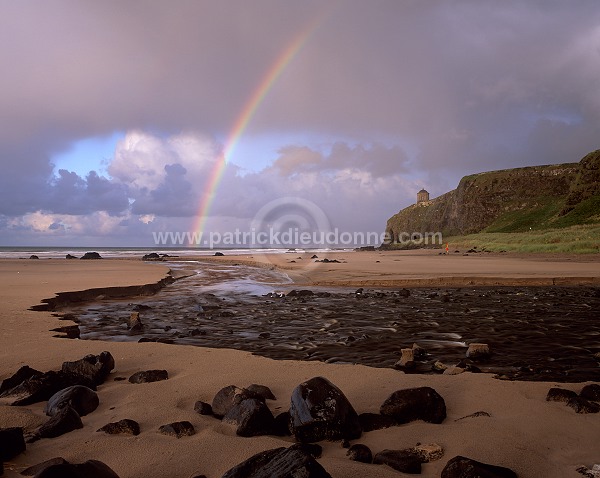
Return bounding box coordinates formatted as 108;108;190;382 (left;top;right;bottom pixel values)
199;249;600;287
1;252;599;478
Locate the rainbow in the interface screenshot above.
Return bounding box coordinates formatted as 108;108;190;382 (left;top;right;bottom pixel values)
192;11;328;237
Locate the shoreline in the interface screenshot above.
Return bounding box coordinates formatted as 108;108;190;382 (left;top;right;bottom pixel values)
195;249;600;288
14;249;600;314
1;254;599;478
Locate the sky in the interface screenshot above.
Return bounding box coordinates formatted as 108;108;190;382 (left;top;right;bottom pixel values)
1;0;599;247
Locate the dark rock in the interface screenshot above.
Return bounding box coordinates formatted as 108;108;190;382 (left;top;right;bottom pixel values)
214;252;225;256
292;443;322;458
358;412;398;432
580;384;600;401
397;288;411;297
212;385;259;418
272;411;292;436
98;419;140;435
158;421;195;438
311;254;319;259
455;411;491;421
0;427;25;460
45;386;99;417
223;399;276;437
287;289;314;298
289;376;361;443
380;387;446;424
21;457;69;476
373;449;421;474
131;304;152;311
142;252;161;261
441;455;518;478
194;401;213;415
412;343;426;359
0;365;42;394
0;370;95;406
346;444;373;463
38;406;83;438
61;351;115;387
50;325;80;339
546;387;578;403
246;384;276;401
65;254;77;259
221;444;332;478
30;255;40;259
128;370;168;384
24;459;120;478
462;363;482;373
567;396;600;414
80;252;102;260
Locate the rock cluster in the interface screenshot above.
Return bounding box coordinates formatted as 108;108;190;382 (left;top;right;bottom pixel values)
0;353;117;471
547;385;600;413
0;351;114;406
2;361;523;478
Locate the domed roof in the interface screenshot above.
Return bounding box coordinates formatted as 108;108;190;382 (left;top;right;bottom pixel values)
418;188;428;194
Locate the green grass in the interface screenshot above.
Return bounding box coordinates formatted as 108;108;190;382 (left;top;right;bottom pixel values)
445;224;600;254
483;194;600;234
484;197;565;233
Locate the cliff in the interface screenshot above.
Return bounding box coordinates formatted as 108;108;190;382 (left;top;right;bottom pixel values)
385;150;600;243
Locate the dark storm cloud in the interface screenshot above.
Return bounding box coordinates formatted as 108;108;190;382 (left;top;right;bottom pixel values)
45;170;129;215
131;163;198;217
272;143;410;177
0;0;599;242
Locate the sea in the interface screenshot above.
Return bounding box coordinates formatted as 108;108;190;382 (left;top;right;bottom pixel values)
0;246;347;259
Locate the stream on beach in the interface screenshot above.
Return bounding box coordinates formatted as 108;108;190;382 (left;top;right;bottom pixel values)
53;260;600;383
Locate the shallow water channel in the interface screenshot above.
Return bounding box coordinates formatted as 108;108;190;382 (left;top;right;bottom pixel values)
55;261;600;382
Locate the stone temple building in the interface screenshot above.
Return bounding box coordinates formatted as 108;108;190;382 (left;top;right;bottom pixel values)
416;188;430;204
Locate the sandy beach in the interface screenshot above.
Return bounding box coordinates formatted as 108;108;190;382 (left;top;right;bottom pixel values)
1;251;599;478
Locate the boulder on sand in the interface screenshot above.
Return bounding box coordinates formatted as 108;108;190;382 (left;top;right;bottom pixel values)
289;376;362;443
